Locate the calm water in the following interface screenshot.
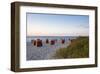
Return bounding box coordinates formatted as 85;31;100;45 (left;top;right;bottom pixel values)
26;36;77;60
27;36;77;42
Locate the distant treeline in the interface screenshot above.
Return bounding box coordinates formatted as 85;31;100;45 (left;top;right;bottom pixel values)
54;37;89;58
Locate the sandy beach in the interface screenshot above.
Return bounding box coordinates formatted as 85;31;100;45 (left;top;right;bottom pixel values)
26;39;71;60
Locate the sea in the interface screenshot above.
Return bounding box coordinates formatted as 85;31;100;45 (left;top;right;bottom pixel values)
26;36;77;42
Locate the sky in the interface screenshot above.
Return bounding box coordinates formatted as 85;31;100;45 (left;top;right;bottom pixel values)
27;13;89;36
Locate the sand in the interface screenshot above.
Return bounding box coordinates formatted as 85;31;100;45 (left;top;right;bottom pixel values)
26;40;71;60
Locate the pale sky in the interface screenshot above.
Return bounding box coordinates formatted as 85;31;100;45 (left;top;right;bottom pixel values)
26;13;89;36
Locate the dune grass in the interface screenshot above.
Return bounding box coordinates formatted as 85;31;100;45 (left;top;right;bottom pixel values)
54;37;89;59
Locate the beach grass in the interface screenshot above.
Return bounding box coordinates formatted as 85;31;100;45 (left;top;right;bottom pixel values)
54;36;89;59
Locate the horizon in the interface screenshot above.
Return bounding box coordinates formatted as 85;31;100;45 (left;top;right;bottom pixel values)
27;13;89;36
27;35;89;37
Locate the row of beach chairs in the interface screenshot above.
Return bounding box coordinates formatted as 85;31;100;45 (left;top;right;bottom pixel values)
31;39;66;47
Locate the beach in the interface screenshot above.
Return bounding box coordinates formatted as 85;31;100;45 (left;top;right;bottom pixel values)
26;37;73;60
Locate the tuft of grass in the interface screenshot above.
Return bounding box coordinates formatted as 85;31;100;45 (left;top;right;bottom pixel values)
54;37;89;59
